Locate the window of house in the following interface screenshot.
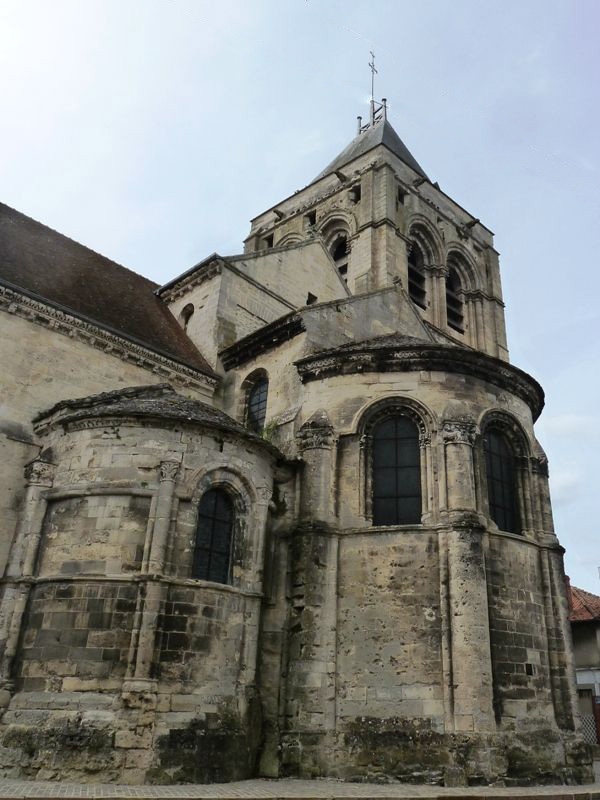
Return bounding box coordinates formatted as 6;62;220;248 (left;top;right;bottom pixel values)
192;488;234;584
246;377;268;433
263;234;274;249
408;245;427;309
446;266;464;332
372;415;421;525
484;428;520;533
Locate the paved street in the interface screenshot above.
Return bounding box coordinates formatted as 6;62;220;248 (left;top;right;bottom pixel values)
0;773;598;800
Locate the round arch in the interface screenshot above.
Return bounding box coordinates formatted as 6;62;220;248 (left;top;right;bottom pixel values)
356;395;437;443
478;409;532;458
445;246;479;292
407;217;444;264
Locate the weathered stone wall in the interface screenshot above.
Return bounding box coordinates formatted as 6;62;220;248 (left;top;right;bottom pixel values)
336;531;443;724
164;241;348;369
17;581;136;692
0;396;277;784
0;308;213;580
487;535;555;727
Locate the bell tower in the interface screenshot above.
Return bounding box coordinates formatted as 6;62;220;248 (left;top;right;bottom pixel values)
245;100;508;361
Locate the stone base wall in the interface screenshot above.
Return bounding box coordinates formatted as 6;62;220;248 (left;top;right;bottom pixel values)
0;689;262;784
280;725;593;787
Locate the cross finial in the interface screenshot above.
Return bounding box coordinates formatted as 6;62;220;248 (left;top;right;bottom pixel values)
368;50;377;102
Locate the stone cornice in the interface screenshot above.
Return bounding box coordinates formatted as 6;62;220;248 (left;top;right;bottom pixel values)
295;342;544;420
0;282;218;392
156;256;224;301
220;312;306;370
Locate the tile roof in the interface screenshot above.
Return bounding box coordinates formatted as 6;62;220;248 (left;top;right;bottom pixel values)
569;584;600;622
313;118;429;182
0;203;215;378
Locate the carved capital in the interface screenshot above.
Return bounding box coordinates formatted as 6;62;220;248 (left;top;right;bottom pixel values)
423;264;448;278
296;410;335;451
419;433;432;448
159;461;180;482
442;419;477;446
24;459;55;487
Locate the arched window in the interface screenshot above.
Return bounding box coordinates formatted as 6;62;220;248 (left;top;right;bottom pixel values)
408;245;427;309
179;303;194;332
246;377;268;433
192;489;234;583
446;266;464;332
372;415;421;526
331;235;348;282
484;428;520;533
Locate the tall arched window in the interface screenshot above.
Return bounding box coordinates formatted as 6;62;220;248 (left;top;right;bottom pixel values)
484;428;520;533
192;489;234;583
408;245;427;309
446;266;464;332
372;415;421;526
246;377;268;433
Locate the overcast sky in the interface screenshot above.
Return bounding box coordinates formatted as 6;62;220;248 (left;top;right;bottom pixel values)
1;0;598;591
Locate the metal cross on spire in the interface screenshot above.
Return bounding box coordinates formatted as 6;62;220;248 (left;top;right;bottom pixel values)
369;50;377;102
357;50;387;134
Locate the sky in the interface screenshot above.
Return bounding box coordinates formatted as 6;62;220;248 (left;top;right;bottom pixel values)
1;0;598;591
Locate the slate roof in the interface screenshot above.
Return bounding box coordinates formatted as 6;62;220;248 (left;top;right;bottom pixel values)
569;585;600;623
313;118;429;182
0;203;215;377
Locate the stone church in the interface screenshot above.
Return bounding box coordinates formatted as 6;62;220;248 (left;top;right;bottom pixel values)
0;100;592;786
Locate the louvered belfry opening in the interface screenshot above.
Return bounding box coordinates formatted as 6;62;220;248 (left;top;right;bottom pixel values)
408;245;427;309
446;265;464;332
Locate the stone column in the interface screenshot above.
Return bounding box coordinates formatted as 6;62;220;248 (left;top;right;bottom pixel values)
538;539;580;737
425;265;447;328
0;459;54;703
124;460;179;695
442;419;495;732
296;411;336;527
531;454;555;536
282;413;338;773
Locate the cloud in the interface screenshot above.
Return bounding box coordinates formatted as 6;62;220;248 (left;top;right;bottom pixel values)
537;414;595;437
548;467;585;507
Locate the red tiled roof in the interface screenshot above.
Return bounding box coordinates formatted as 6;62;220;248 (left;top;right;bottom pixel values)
568;585;600;622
